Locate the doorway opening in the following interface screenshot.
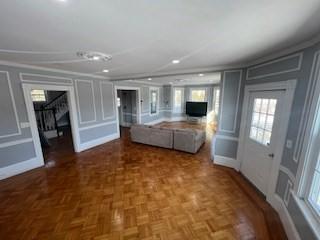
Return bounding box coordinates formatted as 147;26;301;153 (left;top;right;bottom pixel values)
23;84;80;168
32;89;74;164
116;89;139;137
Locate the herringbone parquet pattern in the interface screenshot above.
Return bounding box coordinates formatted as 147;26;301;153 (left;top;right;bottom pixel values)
0;123;286;239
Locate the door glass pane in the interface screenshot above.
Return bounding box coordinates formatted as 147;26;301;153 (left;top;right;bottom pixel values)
252;113;259;126
258;114;266;128
268;99;277;114
263;131;271;145
256;129;264;142
260;99;269;113
250;127;258;139
266;115;274;131
249;97;277;146
254;98;262;112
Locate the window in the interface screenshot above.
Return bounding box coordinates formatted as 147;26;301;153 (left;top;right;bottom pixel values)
31;89;46;102
295;77;320;232
150;88;159;115
249;98;277;146
191;89;206;102
308;157;320;216
303;116;320;221
173;88;184;113
213;87;220;114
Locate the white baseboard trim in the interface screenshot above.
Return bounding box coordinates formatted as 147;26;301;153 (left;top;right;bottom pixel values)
213;155;240;171
0;157;43;180
272;195;301;240
79;133;120;152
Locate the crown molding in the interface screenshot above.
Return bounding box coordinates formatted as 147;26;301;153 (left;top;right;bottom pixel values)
0;60;109;80
123;80;164;86
246;34;320;67
109;64;245;82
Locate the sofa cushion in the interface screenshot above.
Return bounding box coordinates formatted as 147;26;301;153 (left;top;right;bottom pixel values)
149;128;173;149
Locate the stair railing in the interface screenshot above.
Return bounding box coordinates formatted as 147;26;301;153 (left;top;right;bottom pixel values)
35;92;68;137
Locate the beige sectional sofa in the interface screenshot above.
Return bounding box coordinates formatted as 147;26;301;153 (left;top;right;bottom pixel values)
130;124;205;153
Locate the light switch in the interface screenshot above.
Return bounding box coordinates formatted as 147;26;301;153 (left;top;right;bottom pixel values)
286;140;293;149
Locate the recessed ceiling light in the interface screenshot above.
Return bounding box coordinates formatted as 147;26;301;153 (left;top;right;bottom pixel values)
169;82;173;84
148;78;152;81
172;60;180;64
128;79;133;81
58;0;67;2
103;69;109;73
199;73;204;77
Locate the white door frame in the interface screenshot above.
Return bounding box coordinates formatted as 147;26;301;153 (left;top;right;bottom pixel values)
237;79;297;206
114;86;141;133
22;83;81;167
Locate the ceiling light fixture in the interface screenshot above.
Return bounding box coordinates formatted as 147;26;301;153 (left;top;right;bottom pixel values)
199;73;204;77
103;69;109;73
148;78;152;81
77;51;112;62
172;59;180;64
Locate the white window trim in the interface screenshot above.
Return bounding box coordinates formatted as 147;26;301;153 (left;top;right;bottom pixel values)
149;87;160;116
173;87;184;113
189;87;207;102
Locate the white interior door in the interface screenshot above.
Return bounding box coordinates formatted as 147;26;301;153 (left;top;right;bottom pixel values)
241;90;284;195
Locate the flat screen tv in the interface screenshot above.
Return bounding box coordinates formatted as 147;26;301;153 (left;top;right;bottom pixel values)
186;101;208;117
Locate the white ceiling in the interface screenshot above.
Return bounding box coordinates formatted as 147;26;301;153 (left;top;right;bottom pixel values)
0;0;320;84
126;72;221;86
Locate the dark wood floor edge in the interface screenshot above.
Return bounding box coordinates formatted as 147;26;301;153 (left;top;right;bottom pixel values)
221;166;288;240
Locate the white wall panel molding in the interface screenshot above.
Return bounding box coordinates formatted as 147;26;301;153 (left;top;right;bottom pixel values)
75;79;97;124
0;71;21;139
247;53;303;80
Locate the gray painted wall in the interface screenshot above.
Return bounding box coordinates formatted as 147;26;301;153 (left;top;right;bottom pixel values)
213;70;244;161
0;64;118;171
243;42;320;240
160;84;219;120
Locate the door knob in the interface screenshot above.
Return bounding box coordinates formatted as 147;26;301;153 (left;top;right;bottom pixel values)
268;153;274;158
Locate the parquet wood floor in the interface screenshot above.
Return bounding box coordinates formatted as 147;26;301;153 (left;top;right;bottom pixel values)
0;122;287;239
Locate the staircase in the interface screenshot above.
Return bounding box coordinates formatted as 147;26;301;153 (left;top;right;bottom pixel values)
35;92;69;138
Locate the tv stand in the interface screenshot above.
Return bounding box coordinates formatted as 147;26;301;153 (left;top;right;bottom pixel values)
186;115;204;124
